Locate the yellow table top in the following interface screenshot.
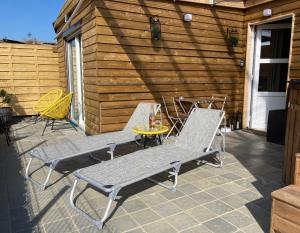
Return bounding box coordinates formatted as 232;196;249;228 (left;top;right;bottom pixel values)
133;125;169;135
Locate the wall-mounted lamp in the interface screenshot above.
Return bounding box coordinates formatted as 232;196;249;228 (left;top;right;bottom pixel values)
227;26;239;47
149;16;161;40
183;13;193;22
263;9;272;17
240;59;245;68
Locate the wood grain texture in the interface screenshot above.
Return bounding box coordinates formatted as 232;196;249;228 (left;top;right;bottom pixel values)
283;82;300;186
0;43;60;116
271;185;300;233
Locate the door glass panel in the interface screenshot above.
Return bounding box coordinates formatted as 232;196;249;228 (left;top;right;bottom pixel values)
258;63;288;92
69;39;79;122
260;28;291;59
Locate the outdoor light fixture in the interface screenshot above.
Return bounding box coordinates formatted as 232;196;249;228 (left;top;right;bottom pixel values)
149;16;161;40
263;9;272;17
240;59;245;68
183;13;193;22
227;26;239;47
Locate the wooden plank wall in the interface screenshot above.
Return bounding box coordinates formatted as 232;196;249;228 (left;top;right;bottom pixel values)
93;0;246;133
0;43;60;116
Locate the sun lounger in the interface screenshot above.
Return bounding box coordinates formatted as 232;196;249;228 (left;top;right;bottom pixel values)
70;108;225;229
25;102;161;190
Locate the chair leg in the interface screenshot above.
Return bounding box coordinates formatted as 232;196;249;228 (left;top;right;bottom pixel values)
51;119;55;130
165;119;180;139
42;119;49;136
70;179;121;229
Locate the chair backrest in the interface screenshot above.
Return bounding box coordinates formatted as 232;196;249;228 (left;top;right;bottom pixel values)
162;96;171;118
41;93;73;119
209;94;227;111
33;89;64;113
123;102;161;134
175;108;225;153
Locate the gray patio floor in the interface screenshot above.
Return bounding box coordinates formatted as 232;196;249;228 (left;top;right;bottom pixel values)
0;118;284;233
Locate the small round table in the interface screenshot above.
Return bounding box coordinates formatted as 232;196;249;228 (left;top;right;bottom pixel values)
133;125;169;148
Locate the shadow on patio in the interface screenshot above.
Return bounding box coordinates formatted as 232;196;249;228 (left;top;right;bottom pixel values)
0;118;284;233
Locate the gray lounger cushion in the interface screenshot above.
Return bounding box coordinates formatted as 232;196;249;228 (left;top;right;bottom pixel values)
75;108;224;190
29;102;159;164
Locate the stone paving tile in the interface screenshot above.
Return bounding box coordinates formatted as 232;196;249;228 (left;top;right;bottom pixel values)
180;224;213;233
131;209;160;225
219;182;248;194
126;228;147;233
171;196;198;210
221;173;242;182
106;215;138;232
123;198;148;213
190;191;216;204
204;200;234;215
43;218;77;233
221;194;249;209
206;186;231;198
142;220;177;233
166;212;198;231
150;202;181;217
242;223;266;233
203;217;237;233
238;190;263;202
191;179;216;190
186;206;217;223
140;193;168;207
222;210;254;228
207;176;231;185
177;183;200;195
159;189;185;200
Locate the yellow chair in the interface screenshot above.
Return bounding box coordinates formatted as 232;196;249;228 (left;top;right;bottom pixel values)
33;89;63;117
40;93;76;135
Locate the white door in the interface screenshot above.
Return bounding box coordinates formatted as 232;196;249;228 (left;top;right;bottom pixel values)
67;36;85;129
250;24;291;131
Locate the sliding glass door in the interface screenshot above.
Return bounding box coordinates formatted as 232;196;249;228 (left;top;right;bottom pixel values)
67;36;85;129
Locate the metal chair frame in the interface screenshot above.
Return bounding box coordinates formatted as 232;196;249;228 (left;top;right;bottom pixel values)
162;96;186;139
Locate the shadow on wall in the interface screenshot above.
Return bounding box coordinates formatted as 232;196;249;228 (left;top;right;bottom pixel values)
95;0;244;131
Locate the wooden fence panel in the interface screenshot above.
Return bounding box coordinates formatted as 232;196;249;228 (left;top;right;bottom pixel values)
0;42;61;115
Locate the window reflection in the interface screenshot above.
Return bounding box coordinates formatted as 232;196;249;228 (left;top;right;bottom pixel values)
258;63;288;92
260;28;291;59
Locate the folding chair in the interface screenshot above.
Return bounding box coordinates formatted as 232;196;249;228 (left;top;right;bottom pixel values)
162;96;186;139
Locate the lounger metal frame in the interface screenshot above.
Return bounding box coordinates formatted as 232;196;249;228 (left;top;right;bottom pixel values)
25;103;161;190
69;108;225;229
70;161;182;229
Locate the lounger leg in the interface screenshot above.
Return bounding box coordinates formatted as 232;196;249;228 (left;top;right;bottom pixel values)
107;143;116;160
70;179;121;229
147;162;181;192
90;143;116;162
25;157;58;190
197;152;224;168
